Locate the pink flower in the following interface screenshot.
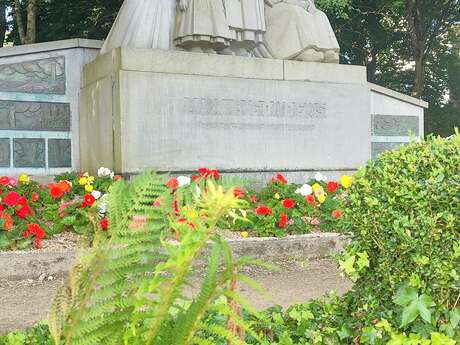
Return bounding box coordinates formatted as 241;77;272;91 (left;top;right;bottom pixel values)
9;178;17;187
310;218;321;226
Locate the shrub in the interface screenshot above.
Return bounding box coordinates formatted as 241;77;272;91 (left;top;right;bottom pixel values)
341;133;460;308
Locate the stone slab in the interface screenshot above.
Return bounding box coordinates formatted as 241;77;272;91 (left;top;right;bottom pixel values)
370;83;428;108
118;48;285;81
0;233;345;282
117;70;371;173
371;141;406;159
372;114;420;136
0;39;102;58
284;60;367;84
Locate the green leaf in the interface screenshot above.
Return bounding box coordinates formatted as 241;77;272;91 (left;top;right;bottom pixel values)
401;299;419;327
449;309;460;328
394;286;418;306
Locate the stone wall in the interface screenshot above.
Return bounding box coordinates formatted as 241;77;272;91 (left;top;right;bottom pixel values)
0;39;102;176
370;84;427;159
80;48;427;181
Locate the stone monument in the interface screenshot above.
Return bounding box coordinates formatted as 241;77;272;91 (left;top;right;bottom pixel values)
79;0;426;181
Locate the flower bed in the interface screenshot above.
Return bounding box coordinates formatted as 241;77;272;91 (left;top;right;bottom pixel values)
0;168;118;250
0;167;352;250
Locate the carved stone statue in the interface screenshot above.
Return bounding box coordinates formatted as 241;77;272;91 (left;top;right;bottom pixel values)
100;0;177;55
257;0;340;63
174;0;233;53
223;0;266;56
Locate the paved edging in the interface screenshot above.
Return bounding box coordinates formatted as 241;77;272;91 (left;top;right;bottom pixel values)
0;233;347;282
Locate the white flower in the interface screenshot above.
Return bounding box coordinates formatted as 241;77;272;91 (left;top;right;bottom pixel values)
295;184;313;196
177;176;191;187
314;172;327;182
91;190;102;200
98;194;109;216
195;186;201;197
98;167;114;178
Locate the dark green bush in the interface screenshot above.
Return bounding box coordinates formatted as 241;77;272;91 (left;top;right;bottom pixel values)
342;133;460;307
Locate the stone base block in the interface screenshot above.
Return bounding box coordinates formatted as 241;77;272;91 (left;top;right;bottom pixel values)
80;49;425;178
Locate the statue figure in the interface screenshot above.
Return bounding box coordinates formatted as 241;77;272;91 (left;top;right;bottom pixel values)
257;0;340;63
223;0;266;56
100;0;177;55
174;0;233;53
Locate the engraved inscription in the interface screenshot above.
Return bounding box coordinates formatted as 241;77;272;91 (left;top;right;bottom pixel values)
0;57;65;94
372;142;405;159
178;97;327;131
0;138;9;167
372;115;419;136
13;138;45;168
0;101;70;131
48;139;72;168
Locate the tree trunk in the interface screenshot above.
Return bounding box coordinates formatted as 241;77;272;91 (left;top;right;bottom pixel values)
413;48;426;98
25;0;37;44
14;0;38;45
14;0;26;44
367;50;378;83
0;0;7;47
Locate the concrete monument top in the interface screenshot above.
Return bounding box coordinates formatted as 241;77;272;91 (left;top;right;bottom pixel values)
100;0;340;63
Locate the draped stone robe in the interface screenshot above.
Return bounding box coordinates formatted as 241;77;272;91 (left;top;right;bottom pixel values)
100;0;177;55
174;0;233;50
261;0;340;61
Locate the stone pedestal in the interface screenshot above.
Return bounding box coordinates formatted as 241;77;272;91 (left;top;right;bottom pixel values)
80;49;426;180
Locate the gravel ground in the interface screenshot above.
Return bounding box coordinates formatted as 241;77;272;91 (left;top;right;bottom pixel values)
0;231;351;335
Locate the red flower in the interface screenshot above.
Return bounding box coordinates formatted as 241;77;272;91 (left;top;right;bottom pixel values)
191;175;200;181
83;194;96;207
305;195;315;205
233;188;245;198
250;195;257;203
278;213;288;229
0;212;13;231
209;169;219;179
0;176;9;186
22;223;45;249
153;195;163;207
16;204;31;219
331;210;343;219
282;199;295;209
272;173;288;185
4;192;21;206
327;181;339;193
166;177;179;190
100;218;109;231
49;184;64;199
57;180;72;193
31;192;39;202
198;168;219;179
255;205;272;216
173;198;180;217
114;175;122;181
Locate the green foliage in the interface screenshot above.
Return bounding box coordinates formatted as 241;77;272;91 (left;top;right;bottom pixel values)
48;173;260;345
0;323;53;345
341;134;460;307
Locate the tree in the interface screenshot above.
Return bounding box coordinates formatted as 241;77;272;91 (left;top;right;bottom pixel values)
13;0;38;44
403;0;460;98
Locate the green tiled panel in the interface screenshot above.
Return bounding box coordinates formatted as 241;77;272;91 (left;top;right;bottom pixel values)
0;138;9;167
0;101;70;131
48;139;72;168
13;138;45;168
0;56;65;94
